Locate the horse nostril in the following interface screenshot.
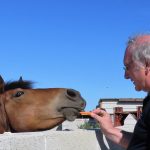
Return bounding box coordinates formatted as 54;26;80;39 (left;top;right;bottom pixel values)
66;89;77;98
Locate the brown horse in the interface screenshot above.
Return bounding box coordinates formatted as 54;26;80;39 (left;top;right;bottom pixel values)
0;76;86;133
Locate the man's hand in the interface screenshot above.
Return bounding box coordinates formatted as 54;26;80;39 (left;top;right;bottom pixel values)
91;108;131;148
91;108;114;133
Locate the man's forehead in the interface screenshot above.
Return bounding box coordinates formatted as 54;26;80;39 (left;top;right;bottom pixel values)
126;35;150;55
124;50;132;65
124;35;150;65
134;35;150;44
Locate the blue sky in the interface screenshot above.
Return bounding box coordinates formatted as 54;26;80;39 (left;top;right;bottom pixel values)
0;0;150;110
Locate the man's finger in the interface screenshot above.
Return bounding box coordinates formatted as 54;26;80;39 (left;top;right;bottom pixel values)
92;109;105;116
90;112;103;120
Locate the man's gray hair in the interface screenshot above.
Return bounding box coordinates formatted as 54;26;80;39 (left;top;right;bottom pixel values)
127;35;150;67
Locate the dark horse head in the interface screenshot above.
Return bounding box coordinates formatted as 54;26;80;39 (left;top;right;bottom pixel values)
0;76;86;133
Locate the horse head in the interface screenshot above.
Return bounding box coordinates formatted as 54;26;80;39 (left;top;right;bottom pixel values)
0;76;86;133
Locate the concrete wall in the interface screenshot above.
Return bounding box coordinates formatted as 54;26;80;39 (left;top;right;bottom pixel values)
0;116;136;150
0;130;123;150
0;115;136;150
0;129;127;150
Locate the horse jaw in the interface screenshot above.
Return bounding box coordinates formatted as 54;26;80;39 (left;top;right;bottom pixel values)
61;108;80;121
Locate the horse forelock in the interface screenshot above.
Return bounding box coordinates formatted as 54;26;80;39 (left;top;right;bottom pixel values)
4;81;33;91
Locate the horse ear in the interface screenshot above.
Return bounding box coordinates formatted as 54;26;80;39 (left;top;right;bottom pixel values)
18;76;23;82
0;75;5;93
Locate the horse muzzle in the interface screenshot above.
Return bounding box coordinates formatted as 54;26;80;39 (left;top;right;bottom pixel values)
58;89;86;121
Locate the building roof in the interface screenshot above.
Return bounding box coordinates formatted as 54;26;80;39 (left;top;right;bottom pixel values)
99;98;143;103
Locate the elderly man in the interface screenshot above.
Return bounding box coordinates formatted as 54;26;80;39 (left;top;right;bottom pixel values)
91;34;150;149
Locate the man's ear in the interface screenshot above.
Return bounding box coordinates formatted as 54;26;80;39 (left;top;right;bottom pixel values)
0;76;5;94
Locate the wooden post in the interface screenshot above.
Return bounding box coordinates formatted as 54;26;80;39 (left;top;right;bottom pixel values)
137;106;142;119
114;107;123;127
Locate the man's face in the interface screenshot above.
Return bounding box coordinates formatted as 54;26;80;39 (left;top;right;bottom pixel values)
124;48;146;91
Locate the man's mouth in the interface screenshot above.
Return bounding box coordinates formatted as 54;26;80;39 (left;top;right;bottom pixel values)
131;80;135;84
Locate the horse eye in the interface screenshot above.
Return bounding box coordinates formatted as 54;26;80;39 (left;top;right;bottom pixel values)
14;91;24;97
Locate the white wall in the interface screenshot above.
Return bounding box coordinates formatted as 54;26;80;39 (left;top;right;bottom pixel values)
0;117;136;150
0;122;133;150
0;129;127;150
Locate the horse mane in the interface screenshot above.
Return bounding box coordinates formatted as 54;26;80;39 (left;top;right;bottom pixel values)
4;80;34;91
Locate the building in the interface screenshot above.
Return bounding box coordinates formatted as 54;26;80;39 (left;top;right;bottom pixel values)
99;98;143;113
98;98;143;126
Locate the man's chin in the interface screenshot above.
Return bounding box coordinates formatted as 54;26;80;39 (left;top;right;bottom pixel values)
135;86;142;91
